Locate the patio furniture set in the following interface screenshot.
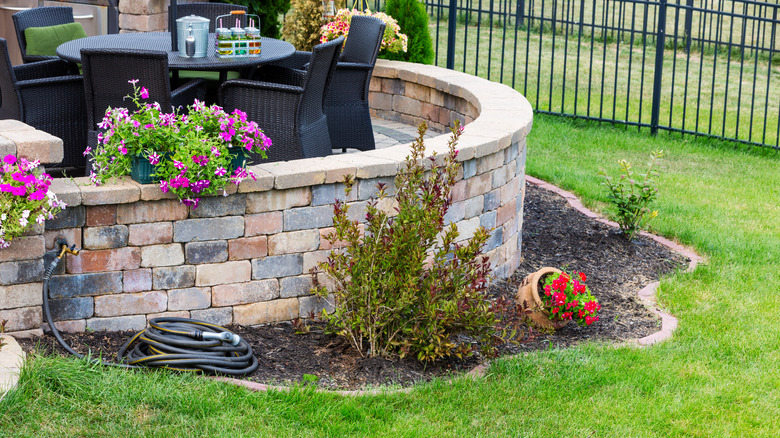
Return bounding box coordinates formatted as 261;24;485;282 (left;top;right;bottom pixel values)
0;3;386;175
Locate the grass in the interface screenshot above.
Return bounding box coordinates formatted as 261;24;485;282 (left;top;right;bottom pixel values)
2;115;780;436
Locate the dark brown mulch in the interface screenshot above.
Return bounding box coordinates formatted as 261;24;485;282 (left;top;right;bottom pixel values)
19;183;688;391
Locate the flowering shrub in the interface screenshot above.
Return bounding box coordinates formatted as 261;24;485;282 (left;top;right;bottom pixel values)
541;270;601;326
89;81;271;208
320;9;408;54
313;121;505;362
0;155;65;248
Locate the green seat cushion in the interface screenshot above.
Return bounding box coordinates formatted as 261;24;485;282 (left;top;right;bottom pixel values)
24;22;88;56
176;70;241;81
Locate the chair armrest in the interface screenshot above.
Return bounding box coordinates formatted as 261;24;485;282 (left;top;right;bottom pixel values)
252;65;307;88
23;54;59;64
335;62;373;72
268;51;311;70
171;78;207;109
16;75;84;91
219;78;304;98
218;79;304;123
13;59;74;81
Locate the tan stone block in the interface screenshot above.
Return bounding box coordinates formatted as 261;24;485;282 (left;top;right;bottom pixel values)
138;182;177;201
49;178;82;207
233;298;298;325
464;173;492;198
146;310;189;321
0;283;42;309
246;188;310;214
405;82;431;102
65;247;141;273
44;228;81;251
128;222;173;246
123;268;152;293
500;175;520;205
228;236;267;260
0;306;42;331
211;280;279;306
328;153;399;179
368;92;393;111
168;287;211;311
236;167;274;193
43;319;86;333
255;160;326;190
94;291;167;317
268;230;320;255
118;0;168;15
476;151;504;175
117;199;188;224
77;176;140;205
3;129;63;164
140;243;184;267
195;260;251;286
242;215;281;240
0;235;44;262
119;12;168;32
303;250;330;273
0;120;34;131
496;198;517;226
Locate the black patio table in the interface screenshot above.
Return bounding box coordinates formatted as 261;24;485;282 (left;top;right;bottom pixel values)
56;32;295;82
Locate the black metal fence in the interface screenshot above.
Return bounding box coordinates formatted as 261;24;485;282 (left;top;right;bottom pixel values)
367;0;780;149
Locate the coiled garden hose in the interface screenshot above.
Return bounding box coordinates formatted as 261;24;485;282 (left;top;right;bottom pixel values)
42;240;259;376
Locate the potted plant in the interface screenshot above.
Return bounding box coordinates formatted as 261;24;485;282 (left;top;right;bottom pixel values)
88;81;271;208
516;267;601;329
0;155;65;248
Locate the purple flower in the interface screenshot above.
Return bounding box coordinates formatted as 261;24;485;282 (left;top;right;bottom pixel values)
211;146;221;157
191;179;210;194
181;198;199;208
192;155;209;166
140;87;149;99
159;180;169;193
214;167;227;177
3;155;16;165
83;146;92;157
144;123;155;130
173;160;187;171
118;140;128;155
132;120;141;128
148;152;161;165
28;189;47;201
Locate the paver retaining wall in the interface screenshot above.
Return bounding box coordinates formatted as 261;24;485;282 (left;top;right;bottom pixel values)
0;60;533;336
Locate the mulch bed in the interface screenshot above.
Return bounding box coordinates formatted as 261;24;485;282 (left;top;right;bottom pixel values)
19;182;688;391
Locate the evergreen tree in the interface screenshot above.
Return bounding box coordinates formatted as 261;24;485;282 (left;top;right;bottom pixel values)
382;0;434;64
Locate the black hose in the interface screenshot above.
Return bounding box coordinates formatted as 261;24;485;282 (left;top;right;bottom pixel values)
42;242;259;376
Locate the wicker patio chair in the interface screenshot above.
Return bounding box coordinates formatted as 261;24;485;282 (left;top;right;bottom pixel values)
0;38;88;172
12;6;75;64
172;2;248;32
80;48;207;159
218;37;344;164
260;15;386;152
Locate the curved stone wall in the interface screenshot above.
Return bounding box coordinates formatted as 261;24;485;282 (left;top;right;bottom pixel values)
0;60;533;335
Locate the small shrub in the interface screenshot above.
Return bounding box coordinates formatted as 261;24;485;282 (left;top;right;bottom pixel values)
598;149;663;240
222;0;291;39
313;121;503;362
381;0;434;64
283;0;335;51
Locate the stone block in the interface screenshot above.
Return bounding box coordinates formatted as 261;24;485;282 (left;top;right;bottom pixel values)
173;217;244;242
138;182;178;201
0;235;44;262
152;266;196;290
500;176;521;205
462;159;477;179
236;167;275;193
185;241;228;264
195;260;251;286
476;151;504;175
233;298;299;325
451;180;467;203
0;259;44;285
502;215;519;243
211;280;279;306
0;283;42;309
117;199;188;224
496;198;517;226
299;295;335;317
44;319;86;333
119;12;167;32
190;307;232;326
124;268;152;293
311;183;356;206
86;205;117;226
146;311;190;321
454;217;482;242
268;230;320;256
189;194;246;218
118;0;167;15
246;187;311;213
45;205;85;230
464;195;484;219
141;243;184;267
328;153;399;179
443;201;466;224
49;297;93;321
44;228;82;252
82;225;129;250
492;164;513;190
283;206;333;231
128;222;173;246
168;287;211;311
303;250;330;273
87;315;147;332
251;254;302;279
480;210;497;230
484;189;501;212
394;95;423;117
280;275;313;298
0;136;15;158
381;77;404;94
357;177;395;201
78;176;140;205
66;247;140;273
48;272;123;299
228;236;267;260
3;129;62;164
0;306;42;331
368;92;393;111
245;212;283;236
49;178;81;208
486;227;503;251
0;120;33;131
94;291;167;317
464;173;492;199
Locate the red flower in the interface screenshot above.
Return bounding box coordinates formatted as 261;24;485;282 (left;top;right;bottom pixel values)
584;301;599;313
579;272;587;281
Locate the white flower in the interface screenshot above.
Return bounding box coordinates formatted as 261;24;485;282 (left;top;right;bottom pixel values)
36;214;45;225
0;213;5;221
21;209;30;219
19;217;28;227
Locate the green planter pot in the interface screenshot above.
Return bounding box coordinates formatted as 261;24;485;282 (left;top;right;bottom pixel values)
229;147;246;173
131;153;167;185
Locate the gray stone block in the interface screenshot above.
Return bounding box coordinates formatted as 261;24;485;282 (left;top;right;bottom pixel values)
0;259;44;285
486;227;503;251
280;275;314;298
87;315;146;332
443;201;465;224
188;194;246;218
48;272;123;299
283;205;333;231
299;295;334;318
185;240;228;264
82;225;129;250
252;254;303;280
484;189;500;212
43;251;66;276
152;265;196;290
462;159;477;179
173;217;244;242
479;210;497;230
45;205;85;230
357;177;395;201
49;297;94;321
190;307;232;326
504;142;519;164
311;183;356;206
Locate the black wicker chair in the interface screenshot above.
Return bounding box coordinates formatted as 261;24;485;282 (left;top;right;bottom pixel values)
218;37;345;163
0;38;88;172
172;2;248;32
261;15;386;152
80;48;207;159
12;6;75;64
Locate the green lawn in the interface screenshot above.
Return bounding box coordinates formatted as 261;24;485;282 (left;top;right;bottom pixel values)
2;115;779;436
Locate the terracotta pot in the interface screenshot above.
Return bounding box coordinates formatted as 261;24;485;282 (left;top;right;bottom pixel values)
516;267;570;330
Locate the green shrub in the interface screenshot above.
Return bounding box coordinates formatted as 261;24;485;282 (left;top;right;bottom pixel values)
282;0;325;51
220;0;290;39
598;149;664;240
381;0;434;64
313;122;503;362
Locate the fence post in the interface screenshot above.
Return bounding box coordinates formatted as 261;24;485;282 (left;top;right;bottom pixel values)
518;0;525;27
447;0;457;69
684;0;693;52
650;0;667;135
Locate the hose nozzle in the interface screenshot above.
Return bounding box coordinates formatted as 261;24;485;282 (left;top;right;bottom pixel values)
57;241;80;259
201;331;241;346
